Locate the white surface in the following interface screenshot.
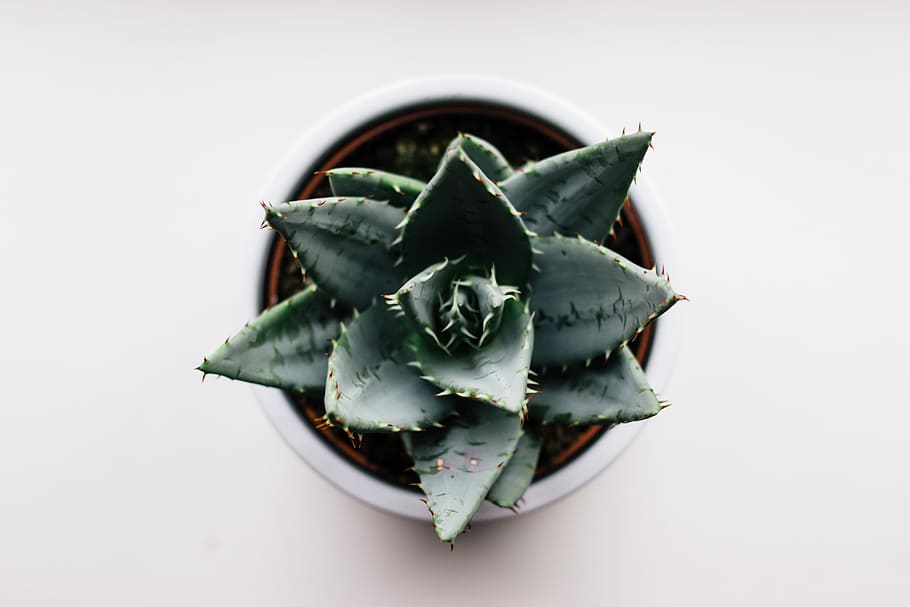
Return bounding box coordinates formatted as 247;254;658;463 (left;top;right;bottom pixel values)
252;75;684;522
1;1;908;605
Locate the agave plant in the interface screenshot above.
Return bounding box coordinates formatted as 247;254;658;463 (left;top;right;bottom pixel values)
200;129;683;542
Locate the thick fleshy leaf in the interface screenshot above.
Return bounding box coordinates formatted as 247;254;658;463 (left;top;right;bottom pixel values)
411;299;533;415
486;429;542;508
398;146;532;287
325;304;455;432
530;235;680;367
529;346;662;425
325;168;425;209
443;133;514;182
199;285;345;392
403;399;522;542
265;198;405;310
500;132;652;243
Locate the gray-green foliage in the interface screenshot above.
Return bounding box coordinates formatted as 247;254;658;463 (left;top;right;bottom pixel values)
486;429;542;509
403;400;523;541
201;129;682;543
199;285;346;392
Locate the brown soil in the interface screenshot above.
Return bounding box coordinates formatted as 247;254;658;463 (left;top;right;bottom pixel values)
263;103;655;490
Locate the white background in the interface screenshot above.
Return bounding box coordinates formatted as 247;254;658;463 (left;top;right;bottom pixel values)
1;1;908;605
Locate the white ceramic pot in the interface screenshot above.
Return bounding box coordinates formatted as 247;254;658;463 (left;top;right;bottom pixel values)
246;76;683;523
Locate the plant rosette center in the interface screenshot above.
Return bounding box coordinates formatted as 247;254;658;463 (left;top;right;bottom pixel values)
200;131;683;543
434;266;519;353
393;259;520;354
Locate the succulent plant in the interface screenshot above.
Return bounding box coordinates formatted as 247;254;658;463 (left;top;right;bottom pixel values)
200;129;683;543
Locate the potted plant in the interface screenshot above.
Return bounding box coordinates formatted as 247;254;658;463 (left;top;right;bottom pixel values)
199;77;684;543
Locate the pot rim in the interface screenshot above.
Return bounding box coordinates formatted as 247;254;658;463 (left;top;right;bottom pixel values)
244;75;684;523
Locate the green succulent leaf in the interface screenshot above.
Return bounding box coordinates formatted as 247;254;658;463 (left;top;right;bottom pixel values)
486;429;542;508
265;198;405;310
325;304;455;432
403;399;523;542
411;298;533;415
500;132;652;243
199;285;345;392
325;168;425;209
443;133;514;183
529;235;680;367
399;146;532;287
529;346;662;425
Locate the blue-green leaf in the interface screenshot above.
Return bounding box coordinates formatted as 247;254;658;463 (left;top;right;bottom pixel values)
399;146;532;287
325;304;455;432
411;299;533;415
199;285;345;392
443;133;514;182
530;235;680;367
486;429;542;508
326;168;425;209
500;132;651;242
529;346;662;425
265;197;405;310
403;399;523;542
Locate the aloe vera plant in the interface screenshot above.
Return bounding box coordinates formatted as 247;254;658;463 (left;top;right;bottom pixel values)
200;130;683;543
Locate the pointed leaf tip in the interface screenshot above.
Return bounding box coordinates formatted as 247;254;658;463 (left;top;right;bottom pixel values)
529;236;677;366
529;347;662;425
200;286;346;392
400;148;532;288
404;400;522;542
487;430;542;508
500;133;652;243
